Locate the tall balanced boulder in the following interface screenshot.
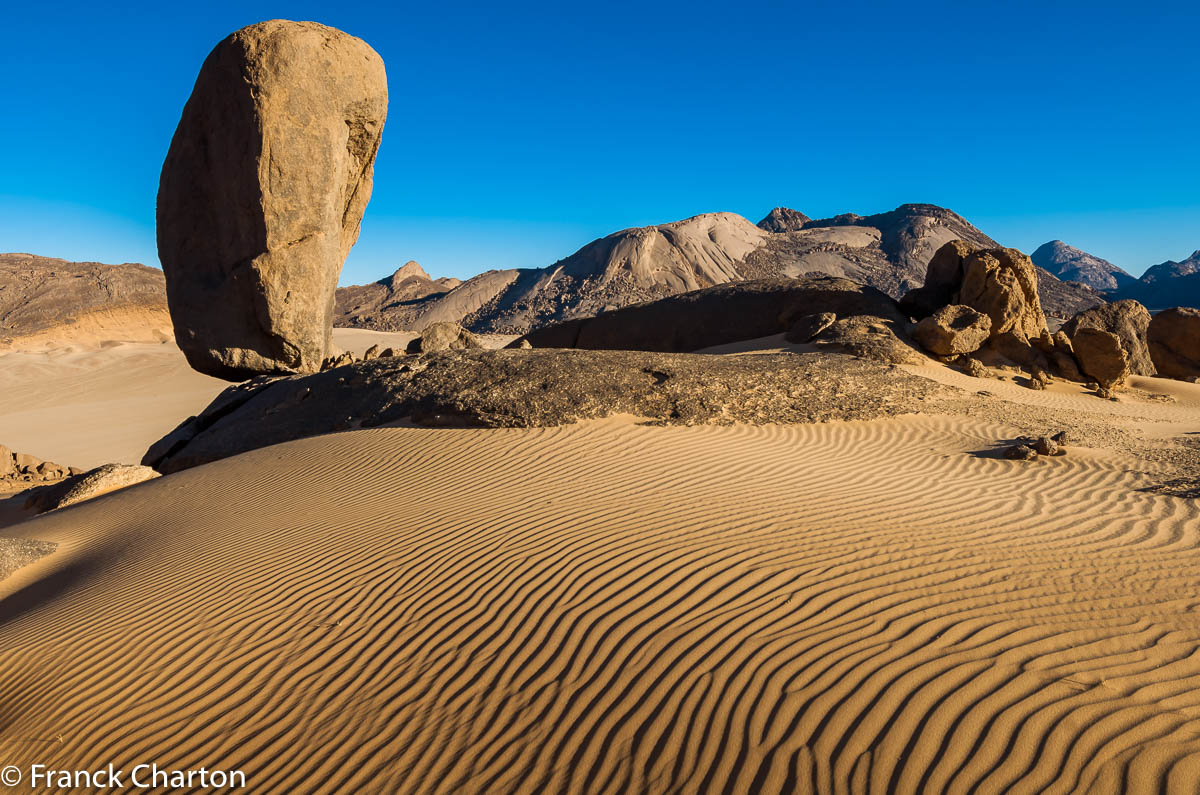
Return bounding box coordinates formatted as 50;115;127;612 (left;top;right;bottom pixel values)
1147;307;1200;381
1062;299;1154;376
158;20;388;380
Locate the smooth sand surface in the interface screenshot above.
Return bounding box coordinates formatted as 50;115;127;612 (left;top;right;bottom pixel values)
2;414;1200;793
0;329;417;469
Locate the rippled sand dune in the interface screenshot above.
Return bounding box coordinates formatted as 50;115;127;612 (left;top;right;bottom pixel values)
2;414;1199;793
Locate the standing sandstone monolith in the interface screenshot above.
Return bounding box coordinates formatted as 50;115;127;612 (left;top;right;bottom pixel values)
158;19;387;380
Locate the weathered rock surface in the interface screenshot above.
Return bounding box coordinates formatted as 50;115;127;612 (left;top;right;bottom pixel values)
405;322;484;354
0;254;169;345
143;349;950;473
1062;299;1154;376
958;247;1049;344
0;445;76;488
158;19;388;380
897;239;978;319
1147;307;1200;380
23;464;160;514
514;277;919;363
1070;328;1129;389
784;312;836;343
900;241;1054;368
912;304;991;356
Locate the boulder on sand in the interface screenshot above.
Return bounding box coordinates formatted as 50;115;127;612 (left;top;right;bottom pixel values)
405;322;484;354
1147;307;1200;381
902;240;1055;369
912;304;992;356
1070;328;1129;390
1062;300;1154;376
958;247;1049;346
157;20;388;381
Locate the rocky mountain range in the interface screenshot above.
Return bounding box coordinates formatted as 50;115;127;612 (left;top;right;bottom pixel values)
334;203;1106;332
1030;241;1200;311
1111;250;1200;309
1;205;1152;345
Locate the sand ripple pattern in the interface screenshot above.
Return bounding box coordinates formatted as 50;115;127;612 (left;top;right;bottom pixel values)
0;416;1199;794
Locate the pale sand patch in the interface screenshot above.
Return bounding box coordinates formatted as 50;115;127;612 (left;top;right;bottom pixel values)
0;328;472;470
0;416;1199;793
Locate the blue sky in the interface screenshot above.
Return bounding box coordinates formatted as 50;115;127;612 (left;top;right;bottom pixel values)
1;1;1197;283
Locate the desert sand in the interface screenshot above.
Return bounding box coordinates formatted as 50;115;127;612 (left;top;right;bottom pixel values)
1;334;1200;792
0;329;418;470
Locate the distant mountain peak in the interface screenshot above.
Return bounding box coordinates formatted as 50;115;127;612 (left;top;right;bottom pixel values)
381;260;431;287
1030;240;1133;292
757;207;811;233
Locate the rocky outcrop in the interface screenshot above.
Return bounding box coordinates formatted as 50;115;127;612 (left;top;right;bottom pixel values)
334;262;462;331
0;444;79;487
1062;300;1154;376
1031;240;1134;291
757;207;811;233
1070;328;1129;390
143;349;951;473
0;254;169;345
405;322;484;353
157;20;388;381
913;305;992;356
898;240;979;319
901;241;1052;367
1147;307;1200;380
23;464;160;514
514;277;920;363
958;247;1049;345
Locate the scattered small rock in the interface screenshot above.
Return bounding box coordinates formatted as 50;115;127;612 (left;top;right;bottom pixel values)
1004;444;1038;461
1050;430;1071;444
1033;436;1060;456
958;356;991;379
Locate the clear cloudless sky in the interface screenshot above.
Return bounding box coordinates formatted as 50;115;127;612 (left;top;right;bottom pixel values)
1;0;1197;283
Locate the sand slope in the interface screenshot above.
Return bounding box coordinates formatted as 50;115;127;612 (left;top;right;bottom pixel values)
1;416;1199;793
